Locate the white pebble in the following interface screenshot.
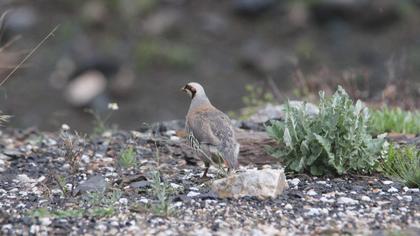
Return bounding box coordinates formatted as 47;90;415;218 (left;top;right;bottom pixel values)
288;178;300;186
306;189;317;196
382;180;393;185
284;204;293;210
119;198;128;205
403;196;412;202
187;191;200;197
337;197;359;205
360;196;371;202
387;187;398;193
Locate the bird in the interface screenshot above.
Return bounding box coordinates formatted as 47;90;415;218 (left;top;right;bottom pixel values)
181;82;240;178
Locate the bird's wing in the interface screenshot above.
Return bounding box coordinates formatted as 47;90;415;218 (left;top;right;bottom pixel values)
188;108;236;145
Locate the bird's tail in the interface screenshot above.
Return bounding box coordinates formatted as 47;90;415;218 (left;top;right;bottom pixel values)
221;142;240;170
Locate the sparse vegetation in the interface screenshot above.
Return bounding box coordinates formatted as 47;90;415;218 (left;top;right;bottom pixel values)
118;146;137;169
381;144;420;188
86;103;119;135
149;170;174;217
237;84;275;119
28;190;122;219
266;86;385;175
369;106;420;135
52;126;85;197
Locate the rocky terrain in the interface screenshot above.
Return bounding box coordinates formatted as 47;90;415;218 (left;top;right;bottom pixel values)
0;120;419;235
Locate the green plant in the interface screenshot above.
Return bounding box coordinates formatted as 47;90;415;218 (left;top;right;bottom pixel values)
238;84;274;119
266;86;385;175
86;102;119;135
369;107;420;135
149;171;173;217
381;144;420;188
52;126;86;197
118;146;137;169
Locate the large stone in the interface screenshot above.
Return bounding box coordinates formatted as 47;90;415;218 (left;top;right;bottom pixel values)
211;168;287;199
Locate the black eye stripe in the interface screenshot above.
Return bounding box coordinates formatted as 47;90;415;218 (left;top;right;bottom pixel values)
185;84;196;98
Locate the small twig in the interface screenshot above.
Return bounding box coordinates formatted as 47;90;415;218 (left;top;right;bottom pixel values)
266;77;283;103
0;25;59;87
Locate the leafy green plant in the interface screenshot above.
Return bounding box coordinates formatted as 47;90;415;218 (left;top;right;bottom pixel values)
369;107;420;135
381;144;420;188
118;146;137;169
149;171;174;217
266;86;385;175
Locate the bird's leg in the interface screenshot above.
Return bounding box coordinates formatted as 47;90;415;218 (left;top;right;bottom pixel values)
201;162;210;178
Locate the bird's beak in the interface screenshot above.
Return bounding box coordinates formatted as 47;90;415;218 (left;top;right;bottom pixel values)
180;86;187;92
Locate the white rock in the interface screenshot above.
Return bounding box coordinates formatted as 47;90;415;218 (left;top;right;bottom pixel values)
382;180;393;185
305;208;321;216
306;189;317;196
337;197;359;205
403;196;412;202
387;187;398;193
170;183;182;189
187;191;200;197
319;197;335;203
40;217;51;226
118;198;128;205
284;204;293;210
361;196;371;202
211;168;287;199
139;198;149;204
288;178;300;186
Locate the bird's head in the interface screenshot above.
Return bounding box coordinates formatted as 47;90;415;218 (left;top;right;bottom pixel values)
181;82;206;99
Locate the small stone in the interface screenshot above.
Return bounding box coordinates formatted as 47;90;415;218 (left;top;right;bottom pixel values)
382;180;393;185
75;175;107;195
40;217;51;226
337;197;359;205
305;208;320;216
307;189;317;196
403;196;412;202
187;191;200;197
284;204;293;210
139;198;149;204
361;196;371;202
387;187;398;193
289;178;300;186
119;198;128;205
211;168;287;199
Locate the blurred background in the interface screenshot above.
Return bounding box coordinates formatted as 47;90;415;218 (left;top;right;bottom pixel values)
0;0;419;132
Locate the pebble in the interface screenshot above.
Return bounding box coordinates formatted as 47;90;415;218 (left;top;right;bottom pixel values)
306;189;317;196
187;191;200;197
387;187;398;193
337;197;359;205
284;204;293;210
360;196;371;202
382;180;393;185
119;198;128;205
289;178;300;186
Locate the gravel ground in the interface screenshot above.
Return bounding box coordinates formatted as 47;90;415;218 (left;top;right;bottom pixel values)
0;126;419;236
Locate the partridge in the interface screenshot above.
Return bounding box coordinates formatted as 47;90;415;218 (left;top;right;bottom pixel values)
181;82;240;178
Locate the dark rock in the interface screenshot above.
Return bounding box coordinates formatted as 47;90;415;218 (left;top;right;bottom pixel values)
232;0;277;16
129;180;151;189
74;175;107;195
310;0;400;29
